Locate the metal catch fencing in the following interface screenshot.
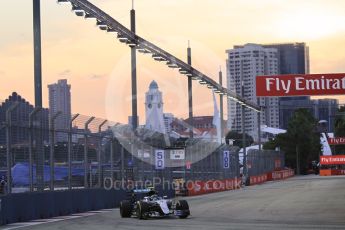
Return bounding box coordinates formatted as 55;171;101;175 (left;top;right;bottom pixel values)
246;149;285;177
0;104;243;194
0;103;285;195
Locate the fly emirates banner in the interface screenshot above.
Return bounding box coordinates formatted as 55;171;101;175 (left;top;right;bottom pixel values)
256;73;345;97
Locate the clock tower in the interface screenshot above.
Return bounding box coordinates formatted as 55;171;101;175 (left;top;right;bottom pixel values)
145;80;166;134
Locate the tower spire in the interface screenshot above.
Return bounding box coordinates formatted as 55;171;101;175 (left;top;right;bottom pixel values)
132;0;134;10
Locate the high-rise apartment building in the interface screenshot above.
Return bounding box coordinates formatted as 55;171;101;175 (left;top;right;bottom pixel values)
262;43;313;129
226;44;279;141
48;79;71;142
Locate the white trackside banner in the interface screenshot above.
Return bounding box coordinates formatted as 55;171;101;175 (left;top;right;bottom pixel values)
155;150;165;169
223;151;230;169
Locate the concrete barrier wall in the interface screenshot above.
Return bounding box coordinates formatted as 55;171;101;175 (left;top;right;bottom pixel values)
249;169;294;186
270;169;294;180
320;169;345;176
249;174;268;185
0;187;174;226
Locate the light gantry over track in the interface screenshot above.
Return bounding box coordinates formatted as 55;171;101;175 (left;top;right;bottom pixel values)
57;0;261;112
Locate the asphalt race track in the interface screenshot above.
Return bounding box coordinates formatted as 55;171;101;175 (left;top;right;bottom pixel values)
2;175;345;230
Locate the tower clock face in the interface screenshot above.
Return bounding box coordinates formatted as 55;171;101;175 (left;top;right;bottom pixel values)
148;104;152;109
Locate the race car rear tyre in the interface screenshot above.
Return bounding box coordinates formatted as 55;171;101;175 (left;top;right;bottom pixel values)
136;201;149;220
120;200;132;218
176;200;190;219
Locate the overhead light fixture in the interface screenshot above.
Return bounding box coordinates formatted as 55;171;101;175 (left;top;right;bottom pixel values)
57;0;70;3
137;48;150;54
152;54;165;61
179;69;188;74
167;61;178;68
127;40;137;47
72;5;84;17
75;10;84;17
199;80;207;85
117;34;129;43
107;27;116;32
96;21;107;30
84;13;95;19
191;76;199;80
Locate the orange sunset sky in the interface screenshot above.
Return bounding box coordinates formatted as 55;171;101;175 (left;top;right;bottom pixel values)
1;0;345;124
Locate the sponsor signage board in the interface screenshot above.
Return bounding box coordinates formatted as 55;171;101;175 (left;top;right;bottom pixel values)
320;155;345;165
170;149;185;160
328;137;345;145
256;73;345;97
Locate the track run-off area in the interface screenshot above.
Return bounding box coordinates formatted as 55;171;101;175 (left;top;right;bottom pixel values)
2;175;345;230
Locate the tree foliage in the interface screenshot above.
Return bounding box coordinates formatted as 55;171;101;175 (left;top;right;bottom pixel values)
334;106;345;154
263;109;321;174
225;131;254;148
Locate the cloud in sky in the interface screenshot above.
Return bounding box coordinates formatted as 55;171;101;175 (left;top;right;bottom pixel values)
90;73;106;80
59;69;71;76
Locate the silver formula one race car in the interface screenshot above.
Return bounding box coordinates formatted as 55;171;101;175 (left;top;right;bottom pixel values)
119;188;190;219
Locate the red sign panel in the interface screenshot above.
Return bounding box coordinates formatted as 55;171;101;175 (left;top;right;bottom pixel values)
328;137;345;145
256;73;345;97
186;161;191;169
320;155;345;165
187;178;241;196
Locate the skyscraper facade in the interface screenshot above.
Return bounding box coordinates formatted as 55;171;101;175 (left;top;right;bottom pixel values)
262;43;315;129
226;44;279;141
262;43;309;75
48;79;71;142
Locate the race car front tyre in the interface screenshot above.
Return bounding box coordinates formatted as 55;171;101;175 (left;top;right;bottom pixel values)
136;201;149;219
120;200;132;218
176;200;190;219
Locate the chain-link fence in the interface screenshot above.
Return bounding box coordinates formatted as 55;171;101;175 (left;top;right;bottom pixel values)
0;102;286;195
0;104;242;195
246;149;285;177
